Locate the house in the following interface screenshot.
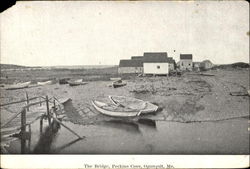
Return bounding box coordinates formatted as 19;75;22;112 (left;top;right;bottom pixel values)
118;59;143;74
118;52;176;75
200;60;214;70
179;54;193;71
143;52;169;75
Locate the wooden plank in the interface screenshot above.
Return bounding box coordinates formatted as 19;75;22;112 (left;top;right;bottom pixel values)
1;100;46;128
0;97;38;107
51;116;83;139
1;109;25;128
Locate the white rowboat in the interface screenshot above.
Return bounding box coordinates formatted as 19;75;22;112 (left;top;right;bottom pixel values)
92;100;142;117
109;95;158;114
37;80;52;86
5;81;31;90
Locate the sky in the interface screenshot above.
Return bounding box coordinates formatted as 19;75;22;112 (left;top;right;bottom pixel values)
1;1;249;66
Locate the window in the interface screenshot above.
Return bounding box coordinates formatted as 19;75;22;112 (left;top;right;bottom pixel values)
157;65;160;69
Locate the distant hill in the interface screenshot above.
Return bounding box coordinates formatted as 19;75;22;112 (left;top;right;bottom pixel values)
0;64;29;69
212;62;249;69
46;65;117;69
0;64;43;69
0;64;116;70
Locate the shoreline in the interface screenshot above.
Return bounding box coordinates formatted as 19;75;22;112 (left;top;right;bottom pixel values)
1;68;249;154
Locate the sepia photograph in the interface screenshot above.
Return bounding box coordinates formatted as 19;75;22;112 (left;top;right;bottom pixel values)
0;0;249;167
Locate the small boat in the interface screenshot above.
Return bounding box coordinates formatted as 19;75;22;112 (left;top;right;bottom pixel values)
37;80;52;86
112;81;126;88
68;80;87;86
5;81;31;90
109;95;158;114
74;79;83;83
110;77;122;81
92;100;142;117
230;91;249;96
59;78;70;85
199;73;215;76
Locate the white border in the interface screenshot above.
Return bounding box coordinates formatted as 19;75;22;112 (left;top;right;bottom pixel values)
1;155;249;168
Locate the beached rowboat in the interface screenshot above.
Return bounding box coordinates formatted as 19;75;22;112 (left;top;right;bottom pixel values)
109;95;158;114
59;78;70;84
4;81;31;90
92;100;142;117
37;80;53;86
68;80;87;86
112;81;126;88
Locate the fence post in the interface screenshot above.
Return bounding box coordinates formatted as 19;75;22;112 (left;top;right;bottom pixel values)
39;97;42;106
21;109;26;154
40;116;43;133
46;96;51;125
53;99;57;117
21;109;26;133
25;92;29;111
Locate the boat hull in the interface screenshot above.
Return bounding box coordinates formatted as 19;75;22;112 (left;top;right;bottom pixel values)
68;82;87;86
109;95;158;114
112;82;126;88
92;100;140;117
37;80;52;86
5;82;31;90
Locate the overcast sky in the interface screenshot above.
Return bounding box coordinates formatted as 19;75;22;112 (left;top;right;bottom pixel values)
1;1;249;66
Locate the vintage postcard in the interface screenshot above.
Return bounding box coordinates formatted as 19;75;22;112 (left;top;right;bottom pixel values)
0;0;249;168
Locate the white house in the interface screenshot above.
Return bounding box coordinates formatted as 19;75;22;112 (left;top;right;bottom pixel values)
143;52;170;75
179;54;193;71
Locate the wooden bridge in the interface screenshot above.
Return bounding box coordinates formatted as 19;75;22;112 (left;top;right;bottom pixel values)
0;92;84;153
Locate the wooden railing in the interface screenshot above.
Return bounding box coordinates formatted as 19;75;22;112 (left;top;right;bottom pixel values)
1;92;83;153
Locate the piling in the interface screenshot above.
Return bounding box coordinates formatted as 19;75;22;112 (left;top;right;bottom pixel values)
25;92;29;111
20;109;27;154
46;96;51;125
39;97;42;106
21;109;26;134
53;99;57;117
40;116;44;133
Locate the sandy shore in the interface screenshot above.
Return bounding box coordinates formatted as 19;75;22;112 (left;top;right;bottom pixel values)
0;68;249;154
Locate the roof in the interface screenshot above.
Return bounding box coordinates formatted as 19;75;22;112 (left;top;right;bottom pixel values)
119;59;143;67
143;52;168;63
131;56;143;60
180;54;193;60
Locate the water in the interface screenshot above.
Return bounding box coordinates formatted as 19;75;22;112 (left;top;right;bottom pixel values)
4;117;249;154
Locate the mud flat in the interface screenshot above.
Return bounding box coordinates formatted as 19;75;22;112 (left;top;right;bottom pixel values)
1;68;249;154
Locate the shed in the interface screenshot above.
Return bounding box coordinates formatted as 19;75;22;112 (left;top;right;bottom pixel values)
179;54;193;71
118;59;143;74
143;52;169;75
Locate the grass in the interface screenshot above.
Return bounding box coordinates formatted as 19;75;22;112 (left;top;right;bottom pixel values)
0;67;119;84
